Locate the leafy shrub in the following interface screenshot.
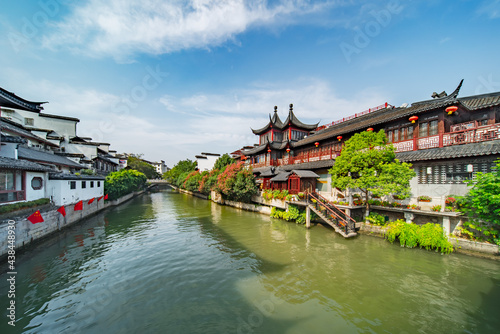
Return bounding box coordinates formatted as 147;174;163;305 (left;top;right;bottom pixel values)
104;169;147;200
456;221;500;245
0;198;51;214
407;204;420;210
183;170;202;192
366;212;386;226
385;220;453;254
418;195;431;201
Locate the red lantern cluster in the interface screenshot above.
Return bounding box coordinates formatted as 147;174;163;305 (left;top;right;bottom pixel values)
409;116;418;123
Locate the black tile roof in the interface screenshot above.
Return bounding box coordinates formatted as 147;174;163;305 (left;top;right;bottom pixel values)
396;140;500;162
49;173;105;180
0;86;46;112
1;134;27;144
0;156;53;172
1;118;58;147
281;159;334;171
18;146;84;168
270;171;290;182
294;81;500;148
252;105;319;135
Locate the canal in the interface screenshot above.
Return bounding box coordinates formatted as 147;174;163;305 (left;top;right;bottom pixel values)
1;189;499;333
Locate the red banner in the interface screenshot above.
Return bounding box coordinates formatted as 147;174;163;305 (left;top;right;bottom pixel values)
28;210;44;224
57;206;66;217
88;198;95;205
74;200;83;211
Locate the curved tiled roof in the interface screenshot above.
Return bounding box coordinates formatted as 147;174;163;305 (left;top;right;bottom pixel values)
396;140;500;162
0;156;53;172
251;105;319;135
295;82;500;148
18;146;84;168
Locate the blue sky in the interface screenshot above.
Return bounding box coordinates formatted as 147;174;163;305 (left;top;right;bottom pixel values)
1;0;500;166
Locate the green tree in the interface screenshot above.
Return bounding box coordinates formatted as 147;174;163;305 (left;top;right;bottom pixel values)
127;154;159;179
213;153;235;171
329;130;416;214
163;159;197;183
104;169;147;200
458;159;500;242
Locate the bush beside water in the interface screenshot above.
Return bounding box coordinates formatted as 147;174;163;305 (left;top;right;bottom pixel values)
385;220;454;254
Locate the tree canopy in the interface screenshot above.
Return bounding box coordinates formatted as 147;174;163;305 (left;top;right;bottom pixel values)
459;159;500;230
213;153;235;171
127;154;160;179
163;159;197;185
329;130;416;211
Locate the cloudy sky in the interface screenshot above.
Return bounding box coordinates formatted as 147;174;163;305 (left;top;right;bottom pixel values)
1;0;500;166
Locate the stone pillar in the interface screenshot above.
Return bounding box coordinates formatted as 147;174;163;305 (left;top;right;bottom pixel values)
404;212;415;224
306;206;311;229
442;216;451;236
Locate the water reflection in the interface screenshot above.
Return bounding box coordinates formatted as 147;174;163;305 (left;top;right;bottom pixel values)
0;190;498;334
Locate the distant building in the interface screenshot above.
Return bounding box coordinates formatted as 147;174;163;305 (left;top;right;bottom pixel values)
151;160;168;176
195;152;221;171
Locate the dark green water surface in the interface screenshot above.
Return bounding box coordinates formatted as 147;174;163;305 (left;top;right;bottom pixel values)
1;190;499;333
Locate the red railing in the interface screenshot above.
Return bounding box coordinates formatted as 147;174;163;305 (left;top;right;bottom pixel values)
316;102;391;131
249;122;500;166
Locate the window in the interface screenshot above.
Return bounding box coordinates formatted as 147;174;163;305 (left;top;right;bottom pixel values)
90;181;94;188
97;181;101;187
387;130;393;142
24;118;34;126
419;120;438;137
479;119;488;126
82;181;86;189
70;181;76;189
31;177;43;190
0;170;24;203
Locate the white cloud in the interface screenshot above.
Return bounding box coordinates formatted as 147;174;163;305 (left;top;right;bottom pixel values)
43;0;335;60
4;74;387;166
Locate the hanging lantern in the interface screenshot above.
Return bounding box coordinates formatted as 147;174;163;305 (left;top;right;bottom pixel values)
446;106;458;115
409;116;418;123
314;142;319;147
267;148;271;152
286;147;290;153
367;128;374;132
337;136;342;141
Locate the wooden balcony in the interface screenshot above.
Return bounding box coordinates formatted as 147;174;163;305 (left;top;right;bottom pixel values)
249;122;500;168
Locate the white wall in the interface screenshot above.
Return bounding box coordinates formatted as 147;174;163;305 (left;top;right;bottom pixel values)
25;172;48;201
197;155;219;171
49;178;104;206
8;109;77;139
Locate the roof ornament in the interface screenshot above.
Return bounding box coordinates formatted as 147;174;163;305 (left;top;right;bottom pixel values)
274;106;278;113
432;91;447;99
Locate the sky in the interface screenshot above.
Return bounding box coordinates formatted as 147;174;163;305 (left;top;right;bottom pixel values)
1;0;500;167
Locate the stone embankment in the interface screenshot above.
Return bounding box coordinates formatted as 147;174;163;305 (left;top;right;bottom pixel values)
0;190;145;259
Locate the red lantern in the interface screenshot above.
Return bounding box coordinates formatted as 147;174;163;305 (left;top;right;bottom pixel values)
337;136;342;141
446;106;458;115
267;148;271;152
314;142;319;147
367;128;373;132
286;147;290;152
409;116;418;123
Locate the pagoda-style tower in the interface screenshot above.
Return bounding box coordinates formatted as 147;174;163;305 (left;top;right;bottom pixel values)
243;104;319;167
251;104;319;145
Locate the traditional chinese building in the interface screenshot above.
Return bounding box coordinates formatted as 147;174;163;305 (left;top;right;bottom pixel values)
239;81;500;201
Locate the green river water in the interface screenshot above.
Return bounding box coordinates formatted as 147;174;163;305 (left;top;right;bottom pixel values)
1;189;499;333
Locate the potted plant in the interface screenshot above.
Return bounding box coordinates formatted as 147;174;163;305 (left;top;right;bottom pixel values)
431;205;442;212
418;195;432;202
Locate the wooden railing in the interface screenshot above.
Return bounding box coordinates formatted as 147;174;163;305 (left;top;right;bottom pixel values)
307;191;356;236
248;123;500;167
